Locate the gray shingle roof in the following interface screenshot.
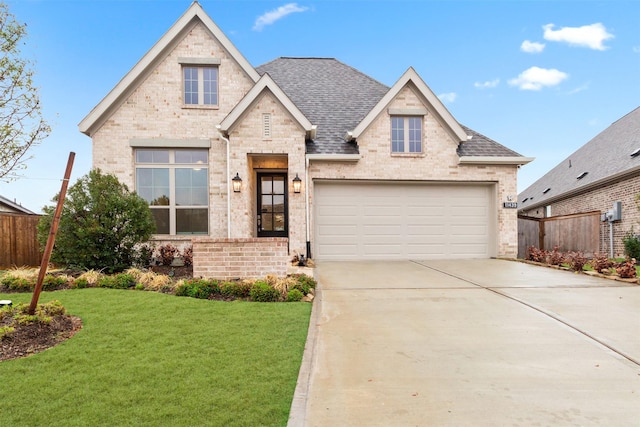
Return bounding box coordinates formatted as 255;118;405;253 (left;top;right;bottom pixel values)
518;106;640;209
458;125;523;157
257;57;388;154
256;57;524;158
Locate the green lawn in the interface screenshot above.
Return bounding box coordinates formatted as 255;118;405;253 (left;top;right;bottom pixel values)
0;289;311;426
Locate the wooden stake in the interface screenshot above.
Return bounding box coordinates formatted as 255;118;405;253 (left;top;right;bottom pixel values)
28;152;75;315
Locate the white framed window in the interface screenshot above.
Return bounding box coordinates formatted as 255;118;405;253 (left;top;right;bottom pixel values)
183;66;218;106
391;116;422;153
135;149;209;235
545;205;552;218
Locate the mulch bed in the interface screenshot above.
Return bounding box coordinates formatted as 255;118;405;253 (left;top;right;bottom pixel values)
0;311;82;362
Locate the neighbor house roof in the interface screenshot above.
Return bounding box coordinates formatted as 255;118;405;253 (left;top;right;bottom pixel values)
518;106;640;210
0;195;36;214
257;57;530;163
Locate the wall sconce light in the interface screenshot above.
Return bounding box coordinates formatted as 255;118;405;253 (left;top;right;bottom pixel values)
232;173;242;193
293;173;302;193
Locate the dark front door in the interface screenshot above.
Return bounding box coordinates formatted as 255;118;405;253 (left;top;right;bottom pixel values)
257;173;288;237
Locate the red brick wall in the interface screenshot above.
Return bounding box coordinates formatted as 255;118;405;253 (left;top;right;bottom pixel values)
192;238;289;279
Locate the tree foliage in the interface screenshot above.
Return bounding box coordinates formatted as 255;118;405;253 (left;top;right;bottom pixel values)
37;169;156;273
0;2;50;181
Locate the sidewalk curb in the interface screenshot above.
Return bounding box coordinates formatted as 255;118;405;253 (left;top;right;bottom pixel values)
287;281;323;427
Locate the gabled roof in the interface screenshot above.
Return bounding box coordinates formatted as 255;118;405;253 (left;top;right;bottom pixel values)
257;57;388;155
257;58;527;160
218;73;314;136
349;67;467;143
0;195;36;214
79;1;259;136
518;106;640;209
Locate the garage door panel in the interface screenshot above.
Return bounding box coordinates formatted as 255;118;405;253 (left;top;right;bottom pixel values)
315;182;494;260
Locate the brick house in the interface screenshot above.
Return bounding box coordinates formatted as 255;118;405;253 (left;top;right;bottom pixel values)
79;2;531;278
518;106;640;256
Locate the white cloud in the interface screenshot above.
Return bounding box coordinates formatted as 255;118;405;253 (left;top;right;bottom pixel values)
253;3;309;31
543;23;614;50
508;66;569;91
520;40;545;53
568;83;589;94
438;92;457;103
474;79;500;89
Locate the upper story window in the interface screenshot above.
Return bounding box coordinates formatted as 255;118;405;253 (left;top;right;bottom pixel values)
135;149;209;235
391;116;422;154
183;66;218;106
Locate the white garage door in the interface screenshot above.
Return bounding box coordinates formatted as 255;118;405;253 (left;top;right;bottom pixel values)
314;182;495;260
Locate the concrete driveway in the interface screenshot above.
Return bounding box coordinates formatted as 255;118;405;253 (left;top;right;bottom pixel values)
289;259;640;426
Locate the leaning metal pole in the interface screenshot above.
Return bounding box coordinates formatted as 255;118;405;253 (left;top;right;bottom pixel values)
28;152;75;315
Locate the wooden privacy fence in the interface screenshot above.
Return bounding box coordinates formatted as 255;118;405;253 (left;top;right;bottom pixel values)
518;211;600;259
0;213;42;267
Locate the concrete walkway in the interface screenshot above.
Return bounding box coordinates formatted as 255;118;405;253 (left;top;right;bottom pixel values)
289;259;640;426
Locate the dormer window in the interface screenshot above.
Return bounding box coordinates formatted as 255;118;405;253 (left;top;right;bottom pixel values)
179;57;221;108
391;116;422;153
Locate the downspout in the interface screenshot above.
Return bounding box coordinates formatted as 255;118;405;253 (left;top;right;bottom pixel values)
216;126;232;239
305;156;311;259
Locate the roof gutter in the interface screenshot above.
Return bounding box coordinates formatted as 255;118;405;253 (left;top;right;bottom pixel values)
306;154;361;162
459;156;535;165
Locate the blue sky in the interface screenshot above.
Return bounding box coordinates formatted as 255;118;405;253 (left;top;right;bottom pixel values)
3;0;639;213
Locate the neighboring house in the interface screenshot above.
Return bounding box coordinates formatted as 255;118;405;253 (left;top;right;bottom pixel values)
518;106;640;256
0;195;36;214
79;3;531;278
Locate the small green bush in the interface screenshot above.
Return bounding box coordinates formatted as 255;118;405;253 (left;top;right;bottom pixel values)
623;232;640;260
43;275;69;291
175;279;220;299
291;274;316;295
250;281;280;302
220;281;251;299
1;275;33;291
72;277;89;289
97;273;136;289
286;289;304;302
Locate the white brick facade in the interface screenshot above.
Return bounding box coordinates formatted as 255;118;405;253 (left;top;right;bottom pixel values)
83;5;523;277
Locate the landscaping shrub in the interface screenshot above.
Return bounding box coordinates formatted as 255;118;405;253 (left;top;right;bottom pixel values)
250;281;280;302
76;270;102;287
565;251;587;272
590;253;614;273
158;244;179;266
98;273;136;289
71;277;89;289
616;258;637;278
37;169;156;273
182;245;193;267
526;246;546;263
286;289;304;302
220;281;251;299
133;243;155;268
547;246;564;266
175;279;220;299
623;232;640;260
291;274;317;295
43;274;70;291
0;275;33;291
